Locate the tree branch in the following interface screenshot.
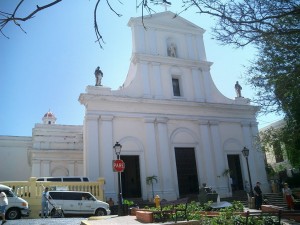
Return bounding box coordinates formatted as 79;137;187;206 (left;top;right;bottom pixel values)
0;0;62;37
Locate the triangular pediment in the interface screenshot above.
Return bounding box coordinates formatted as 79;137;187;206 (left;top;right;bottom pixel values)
128;11;205;34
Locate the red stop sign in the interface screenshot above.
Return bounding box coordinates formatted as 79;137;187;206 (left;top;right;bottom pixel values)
112;159;125;172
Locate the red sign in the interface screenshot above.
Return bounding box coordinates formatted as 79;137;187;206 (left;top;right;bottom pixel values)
112;159;125;172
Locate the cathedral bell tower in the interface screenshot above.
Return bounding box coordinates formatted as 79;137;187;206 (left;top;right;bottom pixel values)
42;110;57;125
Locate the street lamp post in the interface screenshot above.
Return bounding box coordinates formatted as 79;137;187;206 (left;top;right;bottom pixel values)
113;141;123;216
242;147;254;197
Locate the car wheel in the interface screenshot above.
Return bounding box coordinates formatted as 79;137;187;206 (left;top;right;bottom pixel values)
95;208;106;216
6;208;21;220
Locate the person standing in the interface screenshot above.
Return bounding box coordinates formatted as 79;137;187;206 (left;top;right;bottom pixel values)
283;183;294;210
41;187;50;218
253;181;263;210
0;192;8;224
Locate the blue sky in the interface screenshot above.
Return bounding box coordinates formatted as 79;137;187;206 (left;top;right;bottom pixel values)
0;0;282;137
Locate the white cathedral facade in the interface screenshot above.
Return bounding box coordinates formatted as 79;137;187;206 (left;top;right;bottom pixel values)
0;12;268;201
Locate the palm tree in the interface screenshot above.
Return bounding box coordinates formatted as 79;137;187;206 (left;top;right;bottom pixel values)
146;175;158;200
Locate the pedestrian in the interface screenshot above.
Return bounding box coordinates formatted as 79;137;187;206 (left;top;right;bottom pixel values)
0;192;8;224
253;181;263;210
107;197;114;207
283;183;294;210
41;187;50;218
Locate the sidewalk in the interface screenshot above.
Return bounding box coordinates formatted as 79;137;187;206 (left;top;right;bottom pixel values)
81;207;300;225
80;215;200;225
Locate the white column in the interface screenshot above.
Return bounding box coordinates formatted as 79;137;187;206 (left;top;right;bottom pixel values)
251;121;268;190
67;161;75;176
196;34;207;61
198;120;215;186
136;25;145;54
31;159;40;177
209;121;226;192
144;117;160;198
152;63;163;99
241;121;255;190
84;114;100;181
192;67;204;102
202;68;212;102
99;115;115;196
149;29;157;55
156;117;176;200
42;160;50;176
141;61;151;98
185;34;195;60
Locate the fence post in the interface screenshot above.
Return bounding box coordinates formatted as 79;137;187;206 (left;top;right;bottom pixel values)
29;177;37;198
278;210;282;223
97;178;105;201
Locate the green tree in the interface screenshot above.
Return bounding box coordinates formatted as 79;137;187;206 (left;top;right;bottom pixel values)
179;0;300;47
146;175;158;200
179;0;300;166
246;16;300;166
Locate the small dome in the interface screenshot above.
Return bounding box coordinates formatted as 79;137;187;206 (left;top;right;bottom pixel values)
44;111;55;118
42;110;57;124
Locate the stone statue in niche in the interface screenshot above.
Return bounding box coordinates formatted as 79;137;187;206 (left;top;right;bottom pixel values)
94;66;103;86
168;43;177;57
235;81;242;97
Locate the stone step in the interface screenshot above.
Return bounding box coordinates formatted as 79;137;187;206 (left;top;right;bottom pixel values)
263;193;288;208
220;192;289;209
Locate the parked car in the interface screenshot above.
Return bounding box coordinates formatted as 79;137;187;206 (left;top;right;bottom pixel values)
47;191;110;217
0;184;30;220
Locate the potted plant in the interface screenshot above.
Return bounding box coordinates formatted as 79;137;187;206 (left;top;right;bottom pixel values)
123;199;134;215
146;175;158;201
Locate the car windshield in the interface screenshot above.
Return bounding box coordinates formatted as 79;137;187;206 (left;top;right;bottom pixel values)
1;190;16;198
9;190;17;197
87;193;96;201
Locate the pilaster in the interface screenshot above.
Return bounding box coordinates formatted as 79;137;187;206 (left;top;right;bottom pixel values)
209;120;226;192
192;67;204;102
241;121;256;187
84;114;100;181
156;117;176;200
198;120;216;187
41;160;50;176
152;63;163;99
32;159;40;177
141;61;151;98
144;117;160;198
99;115;115;196
201;68;211;102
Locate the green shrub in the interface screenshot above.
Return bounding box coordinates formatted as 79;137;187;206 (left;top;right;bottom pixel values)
138;200;280;224
123;199;134;206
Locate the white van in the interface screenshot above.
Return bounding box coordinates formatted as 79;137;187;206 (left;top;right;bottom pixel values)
0;184;30;220
36;176;89;182
48;191;110;217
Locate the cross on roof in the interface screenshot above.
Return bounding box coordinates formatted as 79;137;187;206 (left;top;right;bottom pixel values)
151;0;172;12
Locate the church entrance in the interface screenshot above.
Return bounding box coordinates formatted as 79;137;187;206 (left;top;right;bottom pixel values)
227;154;244;191
120;155;142;198
175;147;199;197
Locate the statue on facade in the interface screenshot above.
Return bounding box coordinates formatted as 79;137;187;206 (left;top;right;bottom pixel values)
235;81;242;97
94;66;103;86
168;43;177;57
